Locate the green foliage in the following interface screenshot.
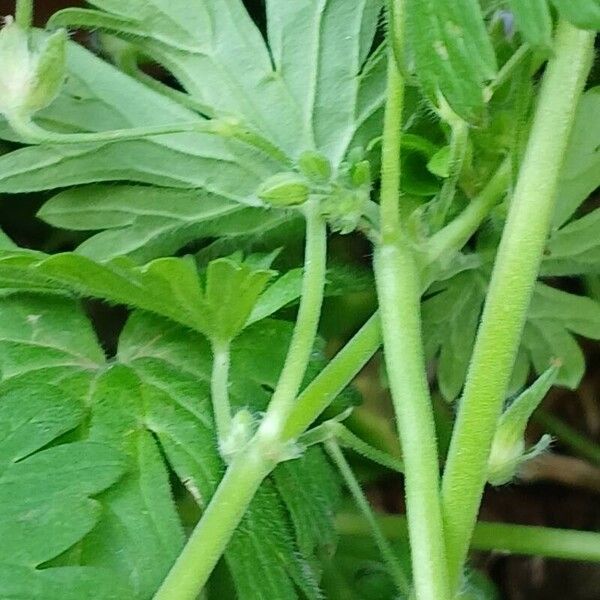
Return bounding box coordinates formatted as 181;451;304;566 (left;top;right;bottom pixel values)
0;293;339;598
0;1;598;598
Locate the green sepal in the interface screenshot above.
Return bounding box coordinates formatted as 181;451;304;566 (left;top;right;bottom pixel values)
257;172;310;206
507;0;554;51
25;28;68;114
487;365;558;485
298;151;332;183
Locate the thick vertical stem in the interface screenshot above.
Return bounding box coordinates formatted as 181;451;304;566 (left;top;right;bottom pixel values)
373;33;451;600
440;21;595;592
15;0;34;29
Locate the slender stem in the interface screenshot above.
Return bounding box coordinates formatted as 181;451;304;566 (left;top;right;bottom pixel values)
325;440;411;596
8;115;290;165
486;44;531;99
211;341;232;452
430;115;469;231
378;61;403;244
155;200;327;598
282;313;381;441
15;0;34;29
153;442;275;600
425;158;511;264
259;199;328;440
440;21;595;592
374;44;451;600
534;409;600;467
336;513;600;563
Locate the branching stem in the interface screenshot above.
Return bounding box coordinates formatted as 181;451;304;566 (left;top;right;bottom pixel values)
15;0;34;29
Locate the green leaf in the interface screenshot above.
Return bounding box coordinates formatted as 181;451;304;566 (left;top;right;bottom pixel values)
38;185;245;262
422;271;486;401
0;41;280;201
551;0;600;31
266;0;383;163
507;0;553;50
0;565;133;600
423;272;600;399
521;284;600;388
0;294;339;598
405;0;497;123
0;380;126;570
553;87;600;227
542;208;600;276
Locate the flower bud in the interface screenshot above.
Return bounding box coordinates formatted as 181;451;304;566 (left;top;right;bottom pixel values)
487;366;557;486
257;172;310;206
0;18;66;119
298;150;332;183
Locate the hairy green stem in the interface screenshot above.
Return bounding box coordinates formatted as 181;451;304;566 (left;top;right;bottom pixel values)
154;200;328;599
425;158;511;264
374;44;451;600
440;21;595;592
325;440;411;595
534;410;600;467
430;115;469;231
259;199;328;440
210;342;232;453
153;443;275;600
282;313;381;441
15;0;34;29
486;44;531;99
9;115;290;165
336;513;600;563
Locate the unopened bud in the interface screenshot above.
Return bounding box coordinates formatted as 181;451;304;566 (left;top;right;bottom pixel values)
298;150;332;183
257;172;310;206
0;19;66;119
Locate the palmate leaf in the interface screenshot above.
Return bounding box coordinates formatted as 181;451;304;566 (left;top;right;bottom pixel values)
0;380;132;599
48;0;385;164
422;272;600;400
0;294;339;599
0;40;281;200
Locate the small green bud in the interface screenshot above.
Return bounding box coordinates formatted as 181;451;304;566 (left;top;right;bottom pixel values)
322;188;368;234
0;18;66;119
24;29;67;114
487;366;558;486
257;172;310;206
298;150;332;183
351;160;371;188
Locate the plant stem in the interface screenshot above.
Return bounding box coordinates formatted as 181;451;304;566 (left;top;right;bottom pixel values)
325;440;411;596
336;513;600;563
373;44;451;600
259;199;328;440
430;114;469;231
9;116;290;165
534;409;600;467
282;313;381;441
211;341;232;452
486;44;531;99
440;21;595;593
153;442;275;600
155;200;328;599
15;0;34;29
425;158;511;264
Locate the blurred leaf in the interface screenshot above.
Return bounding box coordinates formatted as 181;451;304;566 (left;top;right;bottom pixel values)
553;87;600;227
507;0;553;50
542;207;600;276
551;0;600;30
